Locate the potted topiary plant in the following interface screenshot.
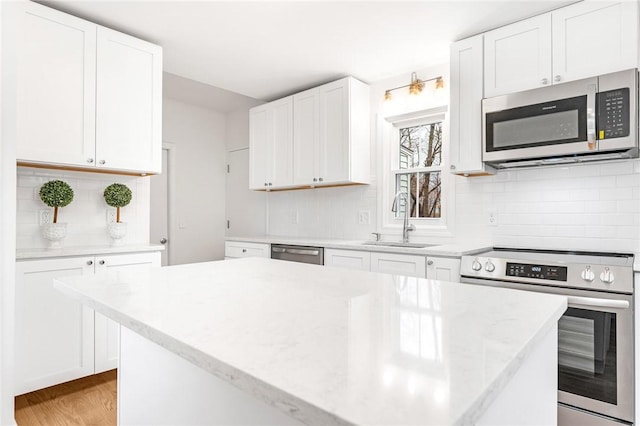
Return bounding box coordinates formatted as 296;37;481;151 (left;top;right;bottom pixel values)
39;180;74;248
103;183;132;245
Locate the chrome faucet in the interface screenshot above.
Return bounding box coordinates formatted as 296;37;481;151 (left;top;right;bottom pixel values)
391;191;415;243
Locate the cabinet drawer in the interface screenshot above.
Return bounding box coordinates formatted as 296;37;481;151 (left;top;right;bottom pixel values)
370;252;426;278
325;249;370;271
225;241;270;259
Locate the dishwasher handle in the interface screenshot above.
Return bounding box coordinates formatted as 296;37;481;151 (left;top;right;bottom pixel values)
272;247;320;256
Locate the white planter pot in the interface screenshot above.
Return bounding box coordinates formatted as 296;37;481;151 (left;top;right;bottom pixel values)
41;223;67;249
108;222;127;246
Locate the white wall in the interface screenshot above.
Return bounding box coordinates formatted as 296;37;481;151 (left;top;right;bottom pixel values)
163;98;227;264
16;168;150;249
1;1;17;423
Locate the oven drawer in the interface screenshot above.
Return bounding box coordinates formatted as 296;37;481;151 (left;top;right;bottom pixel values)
558;403;626;426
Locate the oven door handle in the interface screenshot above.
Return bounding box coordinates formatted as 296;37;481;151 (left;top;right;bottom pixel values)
567;296;630;310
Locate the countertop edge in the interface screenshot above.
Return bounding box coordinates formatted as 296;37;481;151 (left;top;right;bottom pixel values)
53;277;353;426
458;294;567;425
226;236;490;257
17;244;165;260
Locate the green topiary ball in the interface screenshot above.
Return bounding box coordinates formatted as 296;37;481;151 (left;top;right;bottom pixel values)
39;180;74;207
103;183;132;208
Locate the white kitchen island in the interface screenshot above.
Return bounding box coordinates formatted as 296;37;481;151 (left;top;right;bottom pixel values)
54;258;567;425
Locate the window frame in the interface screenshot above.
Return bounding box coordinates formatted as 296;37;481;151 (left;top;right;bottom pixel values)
378;106;455;238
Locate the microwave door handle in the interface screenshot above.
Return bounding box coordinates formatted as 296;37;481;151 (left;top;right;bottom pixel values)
567;296;629;310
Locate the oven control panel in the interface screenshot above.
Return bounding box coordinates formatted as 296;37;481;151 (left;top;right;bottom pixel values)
506;262;567;281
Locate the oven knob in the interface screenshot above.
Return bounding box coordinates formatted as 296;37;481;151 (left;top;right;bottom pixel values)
600;267;615;284
471;259;482;271
581;266;595;282
485;261;496;272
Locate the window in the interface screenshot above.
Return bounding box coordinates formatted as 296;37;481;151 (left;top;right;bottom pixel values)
379;106;453;237
394;121;443;219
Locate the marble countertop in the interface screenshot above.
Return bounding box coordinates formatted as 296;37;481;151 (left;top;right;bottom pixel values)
226;236;490;257
17;244;164;260
54;258;566;425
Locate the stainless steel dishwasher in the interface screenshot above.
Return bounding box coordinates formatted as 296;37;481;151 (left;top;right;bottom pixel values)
271;244;324;265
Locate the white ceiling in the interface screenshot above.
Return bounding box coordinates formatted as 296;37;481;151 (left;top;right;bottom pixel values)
42;0;576;102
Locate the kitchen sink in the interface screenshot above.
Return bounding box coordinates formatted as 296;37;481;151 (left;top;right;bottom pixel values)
361;241;438;249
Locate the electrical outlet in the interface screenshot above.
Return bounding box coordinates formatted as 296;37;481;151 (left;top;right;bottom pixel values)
106;210;117;224
488;211;498;227
39;210;53;225
358;210;370;225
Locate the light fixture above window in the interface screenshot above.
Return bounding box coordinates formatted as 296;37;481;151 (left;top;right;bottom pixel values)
384;72;444;101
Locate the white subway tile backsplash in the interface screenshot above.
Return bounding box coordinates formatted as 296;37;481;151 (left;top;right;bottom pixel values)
16;167;150;249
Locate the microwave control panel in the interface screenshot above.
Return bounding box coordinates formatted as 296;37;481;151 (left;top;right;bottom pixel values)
597;87;630;139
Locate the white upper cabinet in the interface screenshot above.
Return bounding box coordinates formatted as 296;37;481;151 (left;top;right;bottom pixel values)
484;1;638;98
17;3;97;167
16;2;162;175
293;88;320;185
96;27;162;173
449;35;494;176
253;76;370;191
249;97;294;190
484;14;552;97
552;1;638;84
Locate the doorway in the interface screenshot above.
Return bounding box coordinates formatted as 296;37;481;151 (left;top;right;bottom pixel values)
150;144;174;266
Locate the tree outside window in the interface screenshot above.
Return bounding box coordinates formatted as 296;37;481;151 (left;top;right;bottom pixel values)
394;121;442;219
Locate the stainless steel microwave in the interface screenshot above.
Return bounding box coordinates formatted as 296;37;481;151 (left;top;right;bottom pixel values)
482;69;638;168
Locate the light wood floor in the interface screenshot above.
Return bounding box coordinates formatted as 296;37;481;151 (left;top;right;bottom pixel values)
15;370;117;426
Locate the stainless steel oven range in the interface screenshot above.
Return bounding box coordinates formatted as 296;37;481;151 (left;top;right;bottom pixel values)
460;248;634;426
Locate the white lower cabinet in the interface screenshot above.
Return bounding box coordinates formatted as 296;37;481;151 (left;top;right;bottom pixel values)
370;252;427;279
324;249;371;271
93;253;161;373
15;251;160;395
426;257;461;282
224;241;270;259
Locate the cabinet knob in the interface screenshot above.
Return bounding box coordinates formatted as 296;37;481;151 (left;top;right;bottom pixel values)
318;177;323;182
540;78;549;85
427;260;434;266
99;260;105;265
313;178;317;182
242;249;247;253
554;75;561;83
450;165;456;170
160;238;167;244
264;183;268;187
86;260;93;266
87;158;94;164
99;160;106;165
268;182;272;186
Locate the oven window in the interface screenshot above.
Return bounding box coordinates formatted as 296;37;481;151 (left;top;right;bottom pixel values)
558;308;617;405
485;95;587;151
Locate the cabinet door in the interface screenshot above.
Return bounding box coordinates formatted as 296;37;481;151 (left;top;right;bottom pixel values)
318;79;350;184
484;14;552;97
293;88;319;185
17;2;96;167
270;97;294;188
426;257;461;282
450;35;494;176
370;252;426;278
15;257;95;395
552;1;638;84
324;249;371;271
96;27;162;173
249;105;270;190
224;241;270;259
93;252;161;373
